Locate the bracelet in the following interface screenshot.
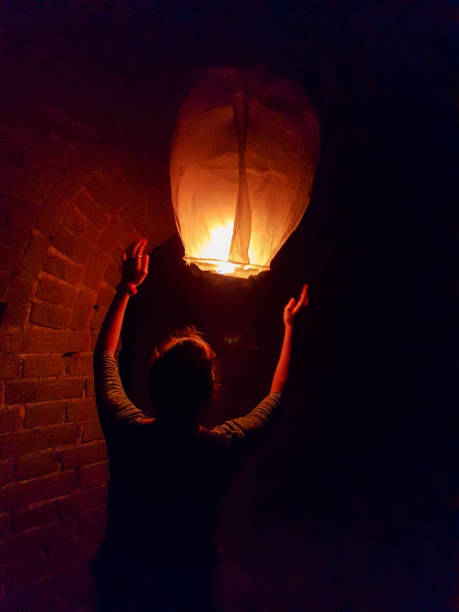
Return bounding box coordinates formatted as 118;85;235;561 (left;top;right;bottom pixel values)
116;283;138;296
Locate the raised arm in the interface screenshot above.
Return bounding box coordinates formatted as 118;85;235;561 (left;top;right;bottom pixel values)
212;284;309;444
94;239;151;429
270;284;309;393
94;239;149;356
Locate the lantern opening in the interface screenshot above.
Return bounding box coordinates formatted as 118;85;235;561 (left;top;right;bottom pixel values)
184;256;269;278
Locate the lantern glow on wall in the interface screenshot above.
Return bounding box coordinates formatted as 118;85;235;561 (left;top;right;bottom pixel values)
170;68;320;278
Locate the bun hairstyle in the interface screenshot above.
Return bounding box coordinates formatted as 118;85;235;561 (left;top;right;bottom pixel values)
149;326;218;423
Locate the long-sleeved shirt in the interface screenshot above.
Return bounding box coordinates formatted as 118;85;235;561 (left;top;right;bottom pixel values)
93;350;282;563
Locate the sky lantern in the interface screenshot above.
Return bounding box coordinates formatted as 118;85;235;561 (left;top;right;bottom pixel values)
170;68;320;278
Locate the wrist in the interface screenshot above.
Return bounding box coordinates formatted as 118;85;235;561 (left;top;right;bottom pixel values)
116;282;137;296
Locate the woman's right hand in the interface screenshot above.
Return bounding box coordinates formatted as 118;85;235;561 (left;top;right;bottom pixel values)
121;238;149;288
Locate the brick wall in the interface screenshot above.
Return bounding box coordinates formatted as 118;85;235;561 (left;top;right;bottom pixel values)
0;103;175;611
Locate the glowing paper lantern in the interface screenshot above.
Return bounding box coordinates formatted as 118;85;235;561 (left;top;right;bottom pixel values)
170;68;320;278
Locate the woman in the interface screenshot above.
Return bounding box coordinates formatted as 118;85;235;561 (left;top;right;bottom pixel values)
92;238;308;612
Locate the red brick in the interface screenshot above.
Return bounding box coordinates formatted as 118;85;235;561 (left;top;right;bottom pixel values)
72;189;108;231
103;262;121;286
0;407;22;432
36;195;71;236
22;156;65;192
0;167;47;202
0;222;29;272
14;500;57;532
0;519;75;570
82;420;104;443
0;529;44;564
96;285;116;306
78;221;102;253
75;505;106;534
0;193;42;228
22;354;64;378
85;376;95;398
36;276;75;307
0;423;81;457
0;512;13;539
0;354;20;379
24;401;66;428
54;170;93;204
59;441;107;469
49;530;102;571
122;201;170;246
86;174;119;213
5;276;33;328
39;136;80;167
5;377;84;404
83;249;109;290
90;306;106;331
90;287;115;331
0;119;39;152
108;240;127;263
63;352;93;376
0;460;14;486
0;210;21;252
10;330;89;354
56;485;107;518
42;252;83;285
90;332;98;352
63;206;87;236
70;290;96;330
102;168;135;207
52;225;95;265
30;300;72;329
0;470;77;512
114;223;144;254
0;271;10;299
65;399;97;422
0;334;9;352
98;216;124;251
0;551;48;594
16;450;60;480
41;107;95;145
17;230;49;282
37;516;76;548
78;461;108;489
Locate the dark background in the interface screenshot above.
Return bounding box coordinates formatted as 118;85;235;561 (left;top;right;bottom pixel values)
3;1;454;610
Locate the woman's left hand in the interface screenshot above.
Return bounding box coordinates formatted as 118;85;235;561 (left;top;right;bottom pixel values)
283;284;309;327
121;238;149;287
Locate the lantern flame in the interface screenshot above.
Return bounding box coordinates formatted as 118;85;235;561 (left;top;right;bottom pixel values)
195;221;243;275
197;221;234;263
216;261;237;275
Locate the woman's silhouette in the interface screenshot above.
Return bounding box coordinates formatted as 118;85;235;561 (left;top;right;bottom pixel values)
91;238;308;612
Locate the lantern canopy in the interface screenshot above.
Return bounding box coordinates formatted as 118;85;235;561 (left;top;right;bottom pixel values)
170;68;320;278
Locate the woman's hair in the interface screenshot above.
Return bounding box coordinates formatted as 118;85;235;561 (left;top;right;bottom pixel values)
148;326;218;423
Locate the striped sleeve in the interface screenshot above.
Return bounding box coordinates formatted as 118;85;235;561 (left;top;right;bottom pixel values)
93;350;145;429
211;392;282;444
